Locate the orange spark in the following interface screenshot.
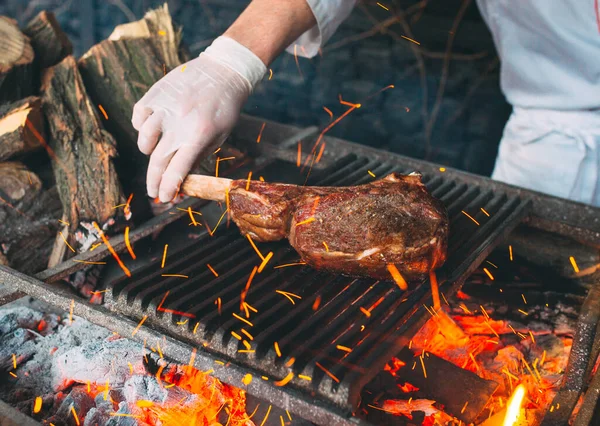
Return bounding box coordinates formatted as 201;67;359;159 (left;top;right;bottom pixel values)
483;267;495;280
439;167;446;172
71;406;80;426
387;264;408;291
156;291;196;318
312;296;322;311
481;207;490;217
274;342;282;357
315;362;340;383
274;372;294;387
256;122;266;143
315;142;326;163
241;329;254;340
207;263;219;277
231;331;242;341
93;222;130;276
161;274;188;278
68;299;74;324
188;206;198;226
33;396;42;413
293;44;303;80
12;354;16;369
420;356;427;378
295;217;315;227
322;241;329;252
97;104;108;120
274;262;306;269
207;208;228;236
276;290;302;305
569;256;580;273
298;375;312;381
72;260;106;265
246;171;253;190
336;345;352;353
368;170;376;178
260;405;272;426
124;226;136;259
461;210;480;225
258;251;273;273
132;315;147;336
509;245;513;261
360;307;371;317
297;142;302;167
233;313;253;327
246;234;265;260
401;35;421;45
187;348;197;375
242;373;252;385
136;400;154;408
377;2;389;10
429;270;441;311
241;266;258;308
268;69;273;80
215;297;222;315
323;106;333;120
59;231;76;253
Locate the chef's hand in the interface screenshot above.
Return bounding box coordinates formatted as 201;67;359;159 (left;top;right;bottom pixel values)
131;36;266;202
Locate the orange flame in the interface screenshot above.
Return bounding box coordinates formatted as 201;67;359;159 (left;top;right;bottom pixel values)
503;384;526;426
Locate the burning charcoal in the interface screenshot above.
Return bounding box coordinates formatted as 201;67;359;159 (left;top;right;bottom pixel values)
123;375;169;404
0;306;44;334
105;402;137;426
82;394;116;426
52;338;148;391
52;387;94;426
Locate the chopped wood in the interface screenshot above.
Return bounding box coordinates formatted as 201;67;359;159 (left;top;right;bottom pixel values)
0;16;35;103
0;162;62;273
23;10;73;69
78;4;243;213
41;55;125;257
0;97;44;161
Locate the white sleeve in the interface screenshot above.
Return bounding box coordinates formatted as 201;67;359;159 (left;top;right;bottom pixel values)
285;0;357;58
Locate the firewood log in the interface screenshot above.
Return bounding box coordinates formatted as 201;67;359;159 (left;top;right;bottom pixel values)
41;55;126;259
23;10;73;69
0;162;62;273
0;16;35;103
77;5;183;208
78;5;243;217
0;97;44;161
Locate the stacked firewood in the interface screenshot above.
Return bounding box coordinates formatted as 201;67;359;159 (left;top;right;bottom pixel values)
0;5;244;280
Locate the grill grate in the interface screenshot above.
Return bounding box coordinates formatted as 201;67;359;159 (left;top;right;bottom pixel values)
102;154;531;411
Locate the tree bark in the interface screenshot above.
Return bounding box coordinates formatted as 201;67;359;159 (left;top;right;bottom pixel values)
78;5;244;217
41;55;126;256
0;162;62;273
0;16;35;103
0;97;44;161
77;5;182;202
23;10;73;69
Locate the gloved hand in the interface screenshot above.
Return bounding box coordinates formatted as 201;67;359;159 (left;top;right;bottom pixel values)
132;36;267;202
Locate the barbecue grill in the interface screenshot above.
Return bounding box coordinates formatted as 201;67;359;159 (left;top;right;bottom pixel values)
1;114;599;425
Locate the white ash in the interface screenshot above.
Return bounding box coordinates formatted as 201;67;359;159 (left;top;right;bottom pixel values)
53;335;149;391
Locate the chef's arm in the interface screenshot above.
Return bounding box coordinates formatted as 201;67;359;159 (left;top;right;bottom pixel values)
224;0;318;66
132;0;356;202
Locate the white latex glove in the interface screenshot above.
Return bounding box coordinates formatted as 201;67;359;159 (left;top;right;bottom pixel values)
132;36;267;202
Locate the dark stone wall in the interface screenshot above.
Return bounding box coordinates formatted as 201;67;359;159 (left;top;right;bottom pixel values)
1;0;511;176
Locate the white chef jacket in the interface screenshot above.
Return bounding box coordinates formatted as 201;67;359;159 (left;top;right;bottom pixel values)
288;0;600;206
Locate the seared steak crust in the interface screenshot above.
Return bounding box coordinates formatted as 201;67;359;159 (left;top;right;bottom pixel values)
229;173;448;281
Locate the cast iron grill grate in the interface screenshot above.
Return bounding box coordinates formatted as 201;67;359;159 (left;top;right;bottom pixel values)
102;153;531;411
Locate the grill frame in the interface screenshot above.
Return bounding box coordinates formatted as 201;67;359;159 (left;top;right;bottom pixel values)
2;114;599;425
93;151;530;412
